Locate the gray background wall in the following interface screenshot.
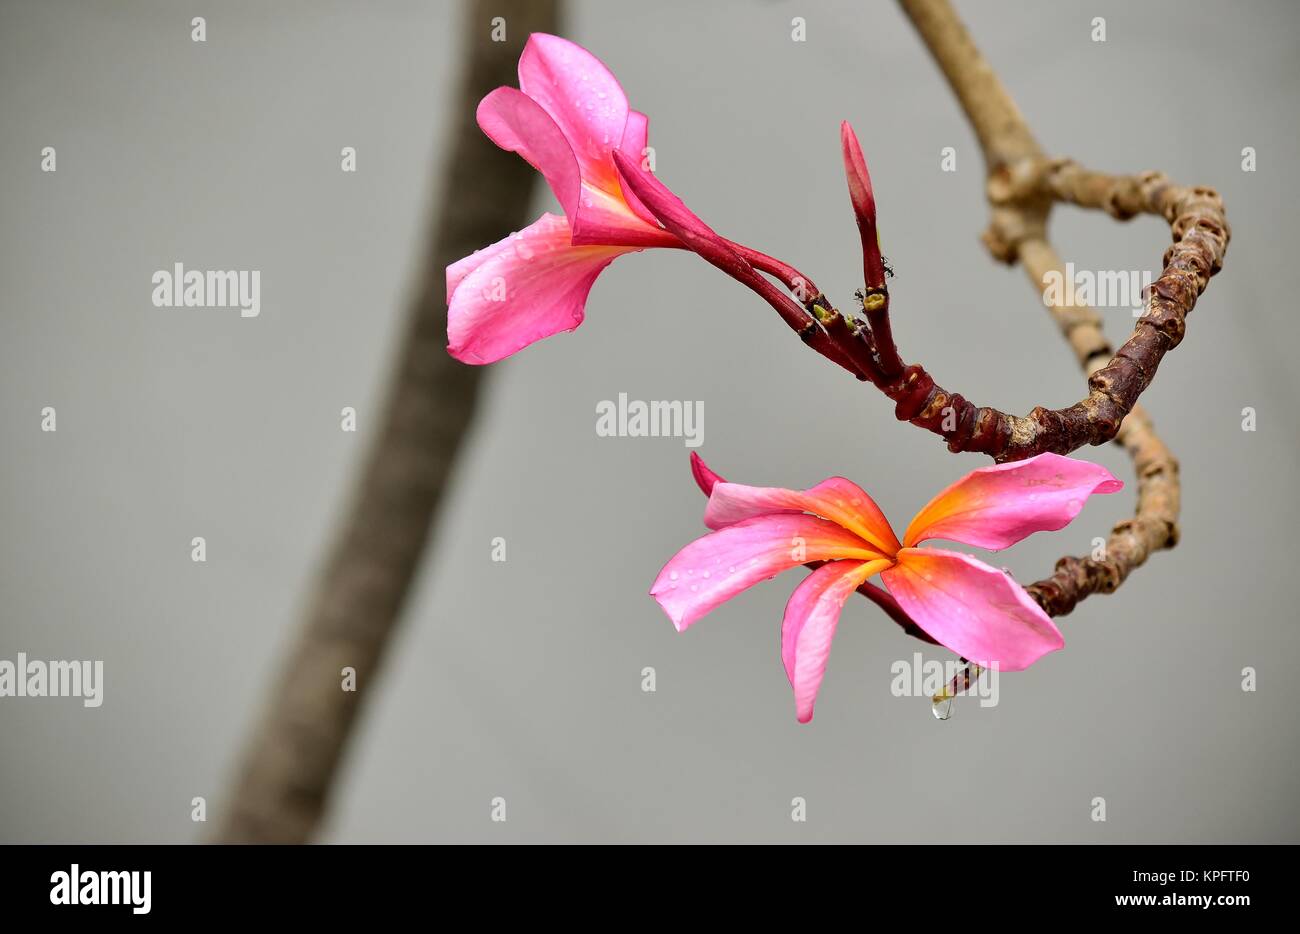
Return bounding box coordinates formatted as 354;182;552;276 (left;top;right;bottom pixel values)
1;0;1295;843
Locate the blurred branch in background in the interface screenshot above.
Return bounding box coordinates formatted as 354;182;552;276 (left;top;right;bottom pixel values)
214;0;561;843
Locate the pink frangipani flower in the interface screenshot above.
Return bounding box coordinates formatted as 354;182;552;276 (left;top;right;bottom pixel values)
446;33;671;364
447;34;822;365
651;452;1122;722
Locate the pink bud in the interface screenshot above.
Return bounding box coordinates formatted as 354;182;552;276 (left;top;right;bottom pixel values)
840;121;886;290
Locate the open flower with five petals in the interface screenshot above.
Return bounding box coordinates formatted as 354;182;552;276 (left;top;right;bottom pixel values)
651;452;1122;722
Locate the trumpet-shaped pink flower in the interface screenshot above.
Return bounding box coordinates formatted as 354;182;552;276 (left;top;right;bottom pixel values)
447;34;821;366
446;34;679;364
651;453;1122;722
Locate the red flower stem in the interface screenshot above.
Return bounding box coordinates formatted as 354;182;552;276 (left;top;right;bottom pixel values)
726;242;821;303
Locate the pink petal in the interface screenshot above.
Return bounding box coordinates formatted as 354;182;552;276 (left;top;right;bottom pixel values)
484;42;669;247
650;514;886;633
621;109;649;157
902;452;1124;550
782;559;893;723
518;34;629;207
689;451;724;497
616;110;659;227
704;478;900;556
568;186;677;248
882;548;1064;671
446;213;633;364
477;86;583;225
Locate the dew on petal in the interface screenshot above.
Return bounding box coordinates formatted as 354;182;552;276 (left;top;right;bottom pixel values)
511;233;534;261
669;571;679;581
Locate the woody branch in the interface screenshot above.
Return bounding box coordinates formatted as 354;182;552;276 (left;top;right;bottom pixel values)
654;0;1228;630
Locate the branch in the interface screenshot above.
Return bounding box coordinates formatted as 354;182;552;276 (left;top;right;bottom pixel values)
891;0;1215;619
212;0;562;844
837;166;1228;464
691;1;1219;631
623;0;1222;640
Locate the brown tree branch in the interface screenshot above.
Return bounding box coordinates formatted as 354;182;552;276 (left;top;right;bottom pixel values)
892;0;1217;620
823;167;1228;464
740;0;1220;637
213;0;561;844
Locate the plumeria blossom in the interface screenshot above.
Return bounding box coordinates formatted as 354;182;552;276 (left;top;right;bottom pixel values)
652;452;1122;722
447;33;674;363
446;34;821;366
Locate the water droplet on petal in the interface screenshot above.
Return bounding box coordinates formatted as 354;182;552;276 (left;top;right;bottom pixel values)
512;233;534;261
689;584;698;593
702;570;710;579
669;571;678;581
